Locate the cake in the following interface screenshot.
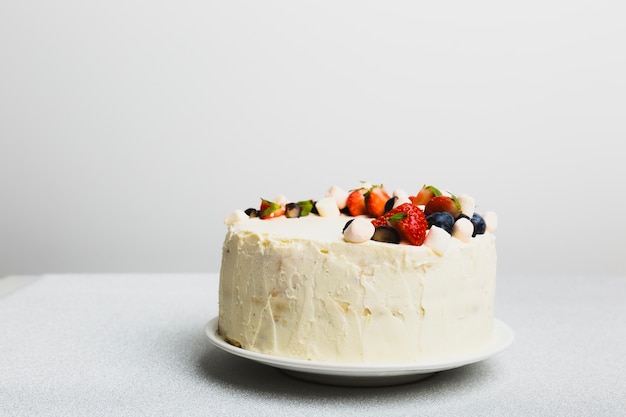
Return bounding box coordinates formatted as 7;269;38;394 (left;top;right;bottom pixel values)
218;182;498;363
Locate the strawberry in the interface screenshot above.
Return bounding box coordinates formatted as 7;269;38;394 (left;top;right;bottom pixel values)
365;185;390;217
259;198;285;219
411;185;441;206
423;195;461;218
346;188;367;216
371;215;389;228
386;203;429;246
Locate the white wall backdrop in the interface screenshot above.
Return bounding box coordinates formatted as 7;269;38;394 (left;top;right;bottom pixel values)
1;1;625;278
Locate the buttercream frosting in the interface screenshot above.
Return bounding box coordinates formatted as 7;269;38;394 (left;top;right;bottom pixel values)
218;215;497;363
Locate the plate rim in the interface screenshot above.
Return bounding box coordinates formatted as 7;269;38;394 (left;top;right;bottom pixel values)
204;316;514;377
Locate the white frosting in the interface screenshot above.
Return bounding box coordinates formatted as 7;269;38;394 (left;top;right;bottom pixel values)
218;215;497;363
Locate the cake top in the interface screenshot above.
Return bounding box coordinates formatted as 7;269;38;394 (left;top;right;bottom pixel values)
224;182;497;256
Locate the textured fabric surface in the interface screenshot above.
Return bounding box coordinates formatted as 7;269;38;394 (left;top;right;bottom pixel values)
1;273;624;416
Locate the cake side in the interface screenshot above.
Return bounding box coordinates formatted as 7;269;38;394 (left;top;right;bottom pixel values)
218;215;496;363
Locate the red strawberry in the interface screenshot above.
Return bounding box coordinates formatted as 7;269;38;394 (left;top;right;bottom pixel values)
346;189;367;216
411;185;441;206
386;203;428;245
371;215;388;228
365;185;390;217
259;198;285;219
423;195;461;218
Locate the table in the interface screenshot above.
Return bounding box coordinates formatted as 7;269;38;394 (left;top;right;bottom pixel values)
1;273;624;416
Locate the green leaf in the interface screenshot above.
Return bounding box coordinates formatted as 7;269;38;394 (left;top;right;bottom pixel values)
388;212;408;223
426;185;442;196
449;194;462;211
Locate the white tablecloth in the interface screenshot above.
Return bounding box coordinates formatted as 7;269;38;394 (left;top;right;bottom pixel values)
1;273;624;416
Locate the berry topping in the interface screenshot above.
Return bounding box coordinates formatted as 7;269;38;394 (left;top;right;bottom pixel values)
470;213;487;236
346;188;367;216
365;185;390;218
259;198;285;219
381;203;429;246
297;200;315;217
411;185;441;206
244;208;259;218
371;225;400;244
285;202;301;218
426;211;455;234
423;195;461;219
371;215;389;229
384;196;397;213
235;183;496;250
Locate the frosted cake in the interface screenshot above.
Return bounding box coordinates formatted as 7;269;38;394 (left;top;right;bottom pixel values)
217;183;498;363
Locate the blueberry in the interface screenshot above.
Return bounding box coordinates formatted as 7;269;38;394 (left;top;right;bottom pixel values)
384;196;397;213
371;225;400;244
245;208;259;218
285;202;301;218
426;212;454;234
471;213;486;236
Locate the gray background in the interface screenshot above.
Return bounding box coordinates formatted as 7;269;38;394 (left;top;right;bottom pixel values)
2;1;625;278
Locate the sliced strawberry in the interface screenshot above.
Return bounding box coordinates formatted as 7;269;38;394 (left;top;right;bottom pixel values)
371;215;389;228
346;189;367;216
423;195;461;218
259;198;285;219
365;185;390;217
411;185;441;206
386;203;429;246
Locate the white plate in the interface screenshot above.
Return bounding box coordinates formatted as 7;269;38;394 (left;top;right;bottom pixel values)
204;317;514;387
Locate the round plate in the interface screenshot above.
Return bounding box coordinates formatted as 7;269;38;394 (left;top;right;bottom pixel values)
204;317;514;387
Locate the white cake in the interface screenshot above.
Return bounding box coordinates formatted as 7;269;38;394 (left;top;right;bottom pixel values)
217;184;497;363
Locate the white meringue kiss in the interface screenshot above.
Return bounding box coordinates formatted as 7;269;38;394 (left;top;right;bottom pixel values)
343;218;375;243
424;225;451;255
315;197;341;217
